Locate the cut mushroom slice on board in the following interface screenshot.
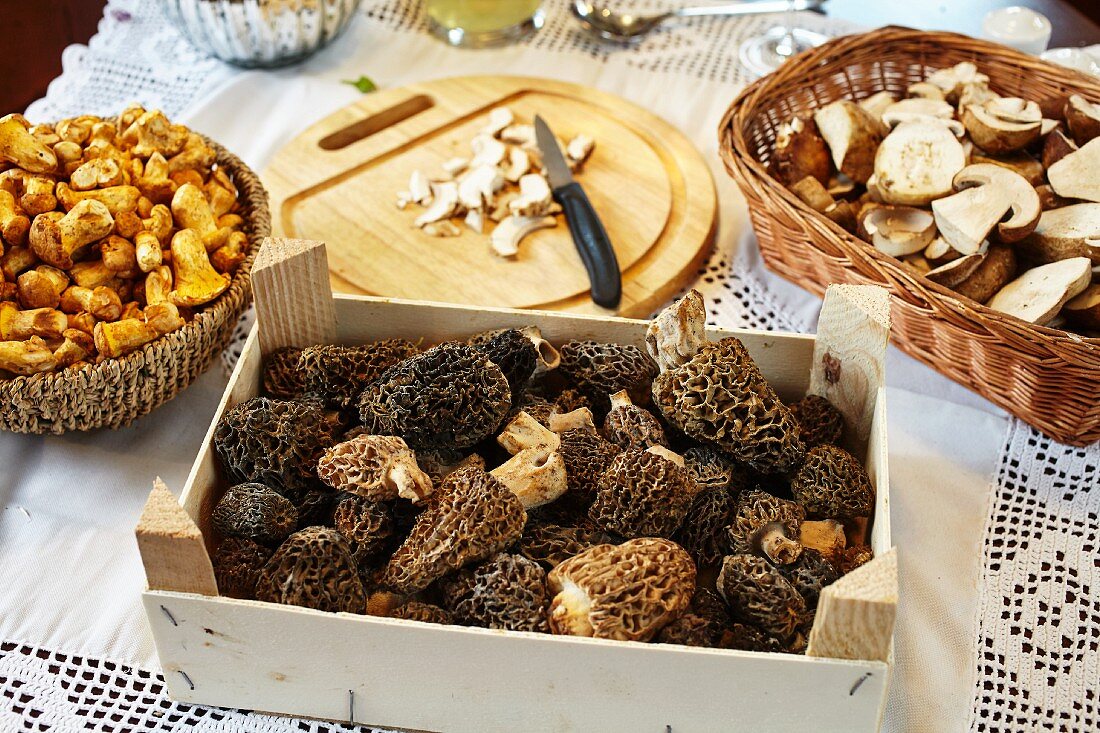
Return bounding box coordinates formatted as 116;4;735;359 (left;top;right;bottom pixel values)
856;205;937;257
1064;283;1100;330
961;97;1042;154
1047;138;1100;203
470;135;507;168
414;181;458;227
509;173;553;217
1065;94;1100;145
504;147;530;183
986;257;1092;325
480;107;514;138
566;135;595;166
813;100;884;184
457;164;504;211
874;119;966;205
490;214;556;258
1017;203;1100;264
407;170;432;205
931;164;1040;254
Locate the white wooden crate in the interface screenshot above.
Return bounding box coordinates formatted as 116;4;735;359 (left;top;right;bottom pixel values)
137;239;898;733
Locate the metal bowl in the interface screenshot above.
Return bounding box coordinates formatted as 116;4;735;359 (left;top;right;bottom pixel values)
163;0;363;68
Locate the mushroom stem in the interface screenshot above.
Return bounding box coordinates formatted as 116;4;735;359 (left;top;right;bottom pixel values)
645;289;708;372
498;410;560;455
646;444;685;467
608;389;633;411
757;524;803;565
547;407;596;434
388;462;433;504
519;325;560;372
489;447;568;509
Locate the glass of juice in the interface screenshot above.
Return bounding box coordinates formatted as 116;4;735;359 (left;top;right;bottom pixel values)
424;0;545;47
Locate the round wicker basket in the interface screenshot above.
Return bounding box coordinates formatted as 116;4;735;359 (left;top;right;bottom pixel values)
720;26;1100;446
0;134;270;434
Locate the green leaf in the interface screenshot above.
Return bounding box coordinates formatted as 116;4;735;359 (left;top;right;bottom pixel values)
343;75;377;94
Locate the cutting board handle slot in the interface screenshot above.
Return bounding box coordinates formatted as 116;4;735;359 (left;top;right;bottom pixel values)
318;94;435;151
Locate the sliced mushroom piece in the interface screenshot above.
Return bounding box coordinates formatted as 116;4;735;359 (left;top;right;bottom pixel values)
856;205;937;257
464;209;484;234
907;81;945;101
422;220;462;237
813;100;884;184
490;214;555;258
957;80;998;111
442;157;469;177
924;236;965;267
500;124;536;147
480;107;514;138
490;446;568;509
1017;203;1100;265
770;116;832;186
1035;184;1074;212
457;164;504;211
950;245;1017;304
880;98;962;136
926;252;986;289
503;146;530;183
986;257;1092;325
961;97;1042;154
1042;129;1078;171
931;164;1040;254
1065;94;1100;146
1047;138;1100;203
1064;284;1100;330
789;175;835;212
407;170;432;205
508;173;553;217
469;135;507;168
414;181;459;227
970;151;1045;186
874;120;966;205
566;135;595;167
927;62;989;102
857;91;897;129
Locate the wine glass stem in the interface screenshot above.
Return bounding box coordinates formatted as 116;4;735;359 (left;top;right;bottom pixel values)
776;0;796;57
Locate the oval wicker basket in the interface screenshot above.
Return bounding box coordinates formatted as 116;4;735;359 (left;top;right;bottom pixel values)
0;134;270;434
720;26;1100;446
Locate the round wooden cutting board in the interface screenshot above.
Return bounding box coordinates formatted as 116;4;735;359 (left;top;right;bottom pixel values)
264;76;716;317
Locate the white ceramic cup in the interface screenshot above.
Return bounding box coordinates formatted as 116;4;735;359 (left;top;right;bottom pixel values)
981;6;1053;55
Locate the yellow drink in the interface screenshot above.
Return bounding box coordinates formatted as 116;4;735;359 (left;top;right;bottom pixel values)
424;0;544;46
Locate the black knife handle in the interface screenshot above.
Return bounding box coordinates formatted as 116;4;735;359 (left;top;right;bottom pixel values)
554;182;622;309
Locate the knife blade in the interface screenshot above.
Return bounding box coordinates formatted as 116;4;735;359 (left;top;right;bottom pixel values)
534;115;622;309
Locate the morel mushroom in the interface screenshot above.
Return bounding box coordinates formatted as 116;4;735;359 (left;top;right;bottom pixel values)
211;482;298;546
254;526;366;613
656;588;731;648
470;328;538;400
558;427;622;503
381;466;526;594
682;445;748;492
675;485;738;567
212;537;272;600
390;601;452;625
358;342;511;451
720;622;785;653
589;448;698;539
547;538;695;642
602;390;668;451
295;489;340;529
299;340;420;409
649;293;805;474
790;445;875;519
728;489;806;565
333;493;394;559
717;553;806;641
558;340;658;413
840;544;875;573
788;395;845;448
439;552;550;632
317;434;434;504
262;347;306;398
518;521;612;570
776;547;840;607
213;397;341;501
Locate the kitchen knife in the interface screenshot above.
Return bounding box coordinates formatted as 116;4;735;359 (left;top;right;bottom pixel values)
534;115;622;309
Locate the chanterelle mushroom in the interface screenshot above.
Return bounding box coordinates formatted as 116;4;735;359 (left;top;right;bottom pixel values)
317;434;434;504
381;465;526;594
717;553;806;641
254;526;366;613
439;552;550;632
728;489;806;565
589;448;698;538
790;445;874;520
648;292;805;473
358;342;511;451
0;114;58;173
931;164;1041;254
547;538;696;641
212;482;298;546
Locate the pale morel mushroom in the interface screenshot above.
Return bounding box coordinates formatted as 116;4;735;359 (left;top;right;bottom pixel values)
254;526;366;614
381;465;526;594
727;488;806;565
316;434;434;504
547;537;696;642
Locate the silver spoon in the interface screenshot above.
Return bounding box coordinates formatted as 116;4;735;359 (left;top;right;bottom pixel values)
573;0;824;42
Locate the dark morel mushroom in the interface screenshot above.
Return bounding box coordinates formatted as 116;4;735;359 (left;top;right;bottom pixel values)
788;394;845;448
675;485;738;567
440;552;550;632
213;397;340;501
717;553;806;641
728;489;806;565
655;589;730;648
682;445;748;492
471;329;538;401
254;526;366;613
262;347;306;398
559;428;621;503
211;482;298;546
212;537;272;599
791;444;875;519
518;521;612;570
776;547;840;607
390;601;452;625
298;340;420;409
602;390;668;451
589;449;697;538
720;622;785;653
382;466;526;594
558;340;657;413
333;493;395;559
358;342;511;451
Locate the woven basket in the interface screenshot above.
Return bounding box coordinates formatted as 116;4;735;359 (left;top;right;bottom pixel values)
0;134;270;434
720;26;1100;446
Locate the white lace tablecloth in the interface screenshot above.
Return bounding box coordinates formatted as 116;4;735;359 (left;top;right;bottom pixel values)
2;2;1098;731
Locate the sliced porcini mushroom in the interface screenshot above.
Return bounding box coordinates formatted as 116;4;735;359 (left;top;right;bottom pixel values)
480;106;514;138
490;214;555;258
970;150;1045;186
931;164;1040;255
469;134;507;168
1047;138;1100;203
457;164;504;211
958;81;998;111
858;91;897;125
1035;184;1074;211
928;62;989;102
422;220;461;237
1065;94;1100;145
508;173;553;217
503;146;530;183
1042;129;1078;170
926;252;987;288
770;116;832;186
874;120;966;205
962;97;1042;154
547;538;695;641
907;81;945;101
856;205;937;257
414;181;459;227
813;100;884;184
788;176;856;231
566;135;595;167
463;209;483;234
951;245;1014;305
923;236;964;267
880;98;962;136
317;434;434;504
986;257;1092;325
1064;284;1100;330
1017;203;1100;264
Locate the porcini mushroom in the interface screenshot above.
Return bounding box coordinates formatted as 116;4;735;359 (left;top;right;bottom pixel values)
986;257;1092;325
813;100;884;184
317;434;433;504
961;97;1042;154
927;62;989;102
873;120;966;205
1042;129;1078;170
1016;204;1100;264
856;205;937;257
770;116;832;186
931;164;1040;254
932;245;1017;304
1064;284;1100;330
1065;94;1100;145
1047;138;1100;203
